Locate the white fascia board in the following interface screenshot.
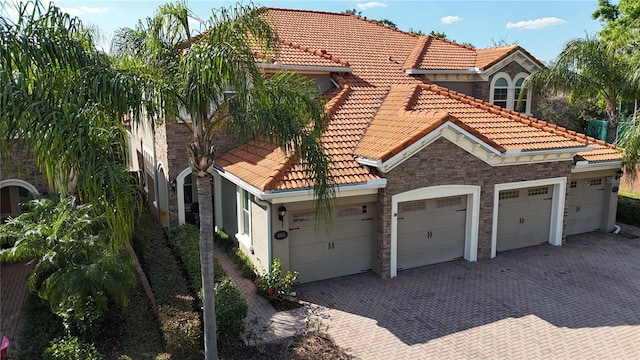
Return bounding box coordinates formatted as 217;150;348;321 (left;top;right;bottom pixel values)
356;157;383;168
213;165;386;203
572;160;622;173
380;122;502;173
256;62;352;74
502;146;593;158
483;50;543;76
405;68;482;75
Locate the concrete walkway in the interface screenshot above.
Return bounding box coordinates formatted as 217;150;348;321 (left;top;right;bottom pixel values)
0;261;34;358
213;244;316;345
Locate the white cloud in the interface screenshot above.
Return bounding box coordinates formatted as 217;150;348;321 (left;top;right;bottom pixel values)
506;17;566;30
440;16;462;25
356;2;388;10
60;6;109;16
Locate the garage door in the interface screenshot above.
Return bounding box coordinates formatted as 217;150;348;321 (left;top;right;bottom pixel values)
397;196;466;270
566;177;605;235
289;203;376;283
497;186;552;252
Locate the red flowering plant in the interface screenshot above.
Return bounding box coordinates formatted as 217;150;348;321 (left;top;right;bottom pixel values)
253;258;298;301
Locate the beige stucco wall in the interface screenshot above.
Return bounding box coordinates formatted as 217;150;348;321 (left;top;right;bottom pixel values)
376;137;573;277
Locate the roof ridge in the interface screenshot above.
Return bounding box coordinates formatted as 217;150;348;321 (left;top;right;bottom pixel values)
422;83;591;145
428;34;475;51
278;39;350;66
402;36;430;70
257;142;293;191
325;74;352;116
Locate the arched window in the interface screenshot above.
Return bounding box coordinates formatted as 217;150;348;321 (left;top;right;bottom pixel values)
513;74;531;114
492;77;509;108
490;72;531;114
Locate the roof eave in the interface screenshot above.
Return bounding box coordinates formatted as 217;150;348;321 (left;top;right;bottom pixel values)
213;164;387;203
405;68;482;75
257;62;352;74
502;146;593;158
572;160;623;173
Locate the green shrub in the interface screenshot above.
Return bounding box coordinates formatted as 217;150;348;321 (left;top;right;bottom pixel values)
254;258;298;301
17;294;65;359
42;336;103;360
617;195;640;226
214;229;235;252
170;224;227;290
215;279;248;346
234;248;257;279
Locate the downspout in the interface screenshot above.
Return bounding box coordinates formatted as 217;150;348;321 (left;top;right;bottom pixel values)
254;197;272;272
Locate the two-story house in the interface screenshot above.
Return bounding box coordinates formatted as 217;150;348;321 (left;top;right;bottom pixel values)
126;8;622;283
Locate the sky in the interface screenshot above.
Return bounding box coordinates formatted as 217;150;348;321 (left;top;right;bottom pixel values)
3;0;610;63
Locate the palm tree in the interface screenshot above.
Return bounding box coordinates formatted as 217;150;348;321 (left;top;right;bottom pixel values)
523;36;636;143
0;1;157;313
111;2;333;358
0;197;137;339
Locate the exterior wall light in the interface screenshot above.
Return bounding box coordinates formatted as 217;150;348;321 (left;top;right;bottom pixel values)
278;205;287;226
170;179;177;191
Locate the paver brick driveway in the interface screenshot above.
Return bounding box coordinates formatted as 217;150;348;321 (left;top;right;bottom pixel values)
294;230;640;359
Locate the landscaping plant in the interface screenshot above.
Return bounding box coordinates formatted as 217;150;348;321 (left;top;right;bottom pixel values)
254;258;299;302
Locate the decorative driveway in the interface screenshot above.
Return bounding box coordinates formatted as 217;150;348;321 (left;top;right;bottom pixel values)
294;229;640;359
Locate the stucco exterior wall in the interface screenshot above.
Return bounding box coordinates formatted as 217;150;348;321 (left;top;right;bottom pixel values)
376;137;573;277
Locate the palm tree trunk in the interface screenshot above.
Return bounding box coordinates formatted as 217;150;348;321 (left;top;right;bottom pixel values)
196;174;218;359
607;99;620;144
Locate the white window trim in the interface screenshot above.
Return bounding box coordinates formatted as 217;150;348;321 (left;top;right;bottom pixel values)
513;72;532;115
390;184;480;278
491;177;566;258
236;188;252;249
490;72;513;109
0;179;40;196
489;72;532;115
176;167;192;225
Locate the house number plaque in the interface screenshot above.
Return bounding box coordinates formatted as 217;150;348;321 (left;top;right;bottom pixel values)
274;230;288;240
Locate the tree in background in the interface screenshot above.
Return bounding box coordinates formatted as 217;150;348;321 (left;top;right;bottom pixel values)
523;36;636;143
592;0;640;171
111;2;334;358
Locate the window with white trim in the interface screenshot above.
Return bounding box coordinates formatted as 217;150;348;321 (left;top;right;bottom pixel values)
514;78;527;113
492;77;509;108
240;189;251;237
490;72;532;114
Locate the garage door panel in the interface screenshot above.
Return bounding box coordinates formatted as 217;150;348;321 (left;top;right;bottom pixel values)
497;186;552;252
290;203;375;284
566;178;605;235
398;196;466;270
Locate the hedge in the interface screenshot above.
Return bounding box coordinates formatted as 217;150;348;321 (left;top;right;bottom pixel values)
170;224;248;346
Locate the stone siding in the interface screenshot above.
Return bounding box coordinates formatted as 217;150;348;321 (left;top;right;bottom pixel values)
375;137;573;277
1;145;50;194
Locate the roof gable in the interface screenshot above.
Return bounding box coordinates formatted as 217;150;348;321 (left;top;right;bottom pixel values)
212;8;621;193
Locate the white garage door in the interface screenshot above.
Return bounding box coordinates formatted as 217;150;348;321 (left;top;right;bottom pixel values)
566;177;605;235
497;186;552;252
397;196;466;271
289;203;376;283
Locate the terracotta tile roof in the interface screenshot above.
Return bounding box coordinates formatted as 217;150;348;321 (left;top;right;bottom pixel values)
355;84;595;162
575;143;623;163
404;36;476;70
213;8;620;192
253;39;350;68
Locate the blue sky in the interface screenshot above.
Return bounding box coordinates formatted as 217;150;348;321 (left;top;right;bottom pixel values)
4;1;609;63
